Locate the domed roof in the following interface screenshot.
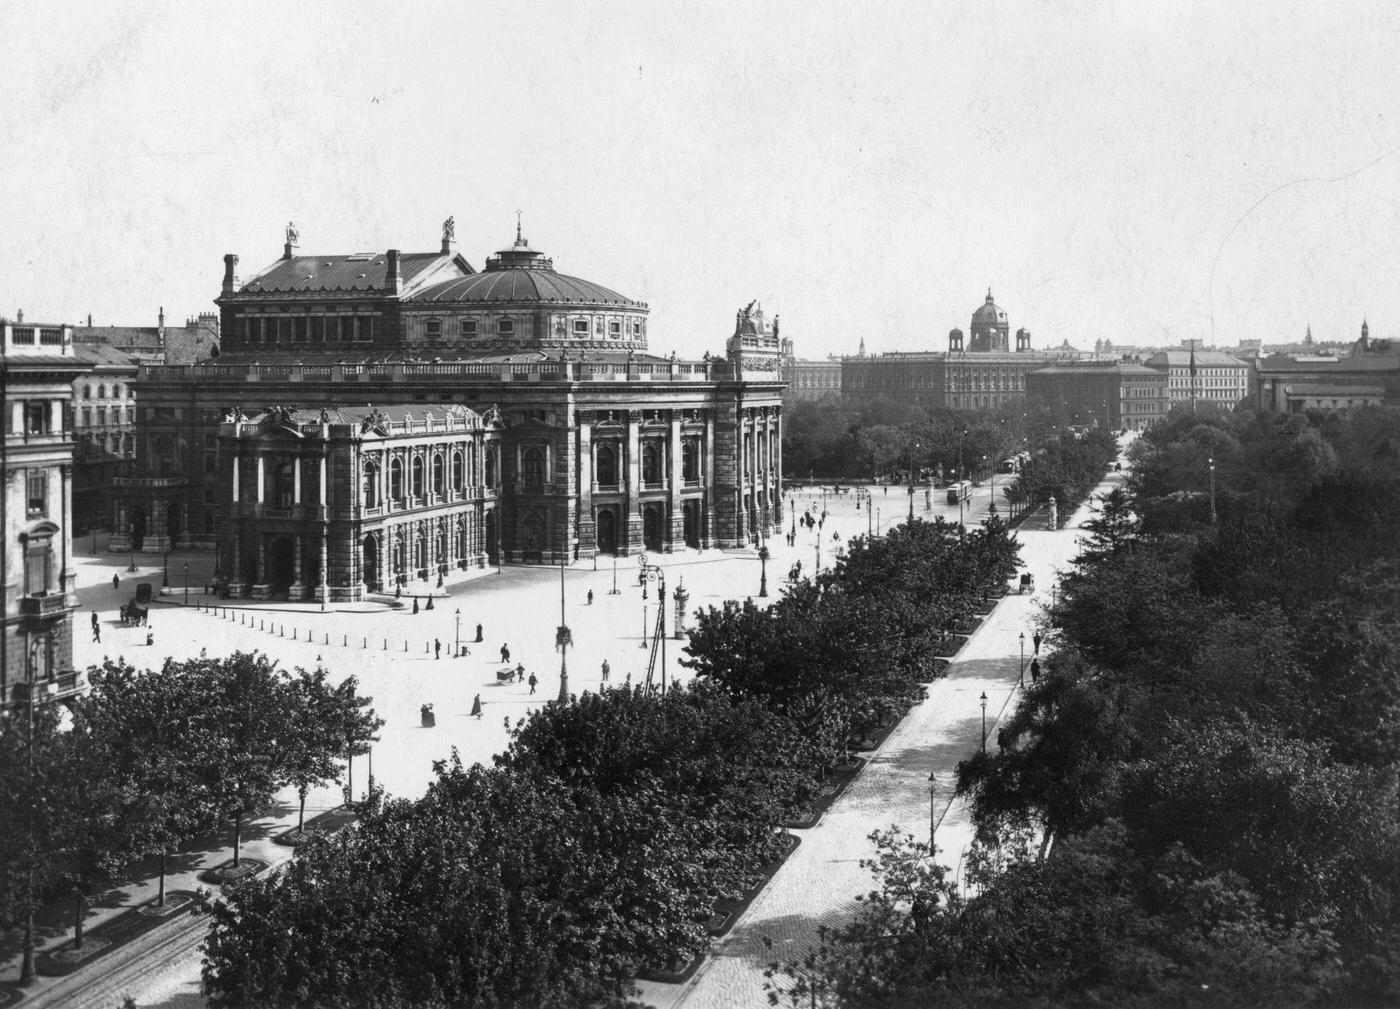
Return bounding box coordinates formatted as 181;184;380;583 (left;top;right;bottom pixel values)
410;230;646;310
972;289;1007;325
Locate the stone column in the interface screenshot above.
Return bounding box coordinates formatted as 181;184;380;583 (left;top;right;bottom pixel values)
256;455;265;504
228;530;245;596
289;534;305;599
577;421;595;555
624;410;643;554
667;414;683;551
703;410;716;548
293;454;302;505
252;533;270;599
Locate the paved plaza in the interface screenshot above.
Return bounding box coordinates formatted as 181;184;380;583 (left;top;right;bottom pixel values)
10;454;1125;1008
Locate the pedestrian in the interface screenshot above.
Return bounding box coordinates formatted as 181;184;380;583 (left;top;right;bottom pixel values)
527;672;537;695
92;624;101;644
601;658;610;682
501;643;511;663
470;694;482;719
475;623;483;643
112;573;120;590
515;662;525;682
1030;658;1041;683
587;589;594;605
412;597;419;614
434;638;441;660
90;611;99;630
1032;631;1042;655
146;629;154;646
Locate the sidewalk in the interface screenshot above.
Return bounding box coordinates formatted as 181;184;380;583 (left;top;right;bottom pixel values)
641;459;1127;1009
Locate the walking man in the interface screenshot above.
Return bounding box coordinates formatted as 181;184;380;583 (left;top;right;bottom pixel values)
112;573;120;591
1032;630;1042;655
515;662;525;683
92;623;101;644
527;672;537;695
434;638;441;660
601;658;610;683
500;643;511;663
1030;658;1041;683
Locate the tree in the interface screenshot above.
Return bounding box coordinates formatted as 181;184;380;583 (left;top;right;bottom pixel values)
283;668;381;834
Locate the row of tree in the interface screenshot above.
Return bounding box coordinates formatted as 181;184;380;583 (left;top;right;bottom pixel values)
782;396;1072;482
200;516;1025;1007
781;403;1400;1007
0;653;379;956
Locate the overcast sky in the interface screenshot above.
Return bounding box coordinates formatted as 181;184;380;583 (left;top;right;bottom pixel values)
5;1;1400;359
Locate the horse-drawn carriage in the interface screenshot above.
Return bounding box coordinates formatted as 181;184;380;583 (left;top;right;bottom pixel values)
120;601;149;626
1018;572;1035;595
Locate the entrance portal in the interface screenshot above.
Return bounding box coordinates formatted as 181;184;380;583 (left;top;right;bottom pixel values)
596;507;618;554
267;536;296;595
362;534;380;591
129;505;147;552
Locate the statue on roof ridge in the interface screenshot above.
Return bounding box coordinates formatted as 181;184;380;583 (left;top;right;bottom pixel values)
286;222;299;246
443;216;455;242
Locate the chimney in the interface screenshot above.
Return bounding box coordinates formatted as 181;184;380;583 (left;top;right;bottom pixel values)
222;254;240;294
158;306;165;337
384;249;402;296
16;309;22;323
87;313;92;327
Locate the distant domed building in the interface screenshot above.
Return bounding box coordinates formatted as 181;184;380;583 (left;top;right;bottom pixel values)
968;290;1010;353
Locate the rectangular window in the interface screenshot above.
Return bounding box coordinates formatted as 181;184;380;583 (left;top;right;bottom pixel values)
80;407;91;426
609;320;621;335
27;469;47;516
26;402;47;434
39;328;63;345
425;319;442;338
460;319;477;337
352;316;372;342
12;327;34;345
97;406;107;426
25;538;53;595
497;319;514;335
573;319;589;334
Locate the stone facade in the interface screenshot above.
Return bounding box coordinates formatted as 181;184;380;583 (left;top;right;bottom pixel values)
116;228;783;601
71;344;139;533
2;318;90;709
1144;348;1249;411
1025;361;1169;430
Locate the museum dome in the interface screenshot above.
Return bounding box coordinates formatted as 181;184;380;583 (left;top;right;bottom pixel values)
410;228;647;311
971;289;1007;326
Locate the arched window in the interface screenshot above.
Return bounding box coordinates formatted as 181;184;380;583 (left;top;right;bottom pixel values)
390;458;404;502
432;453;444;495
485;446;497;488
411;456;425;499
682;441;698;482
451;451;464;493
363;461;380;507
273;461;295;508
83;385;92;400
642;442;661;485
523;447;546;490
596;445;617;486
97;384;106;399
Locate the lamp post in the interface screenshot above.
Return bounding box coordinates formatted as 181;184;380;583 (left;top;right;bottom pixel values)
908;438;919;523
558;536;578;702
1208;455;1217;525
640;603;648;649
454;607;461;657
758;540;770;597
1019;631;1025;687
183;561;189;606
608;552;620;594
980;691;988;754
162;551;170;589
989;458;997;515
637;556;668;692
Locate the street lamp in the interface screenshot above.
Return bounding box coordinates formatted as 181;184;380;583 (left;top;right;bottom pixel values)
608;552;620;595
558;536;578;702
640;603;648;649
454;607;461;657
1208;455;1217;525
637;555;668;692
1018;631;1025;687
183;561;189;606
980;691;988;754
758;540;770;597
908;438;919;523
162;550;170;589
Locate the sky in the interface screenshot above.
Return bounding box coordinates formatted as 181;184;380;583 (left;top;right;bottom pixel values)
5;1;1400;359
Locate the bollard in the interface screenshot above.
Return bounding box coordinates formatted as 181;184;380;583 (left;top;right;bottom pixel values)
343;634;347;647
260;619;264;631
383;638;387;650
280;625;284;637
293;628;298;640
363;637;367;649
404;641;409;652
326;633;330;645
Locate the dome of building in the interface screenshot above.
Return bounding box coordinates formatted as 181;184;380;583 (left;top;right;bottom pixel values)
411;231;646;310
971;289;1007;326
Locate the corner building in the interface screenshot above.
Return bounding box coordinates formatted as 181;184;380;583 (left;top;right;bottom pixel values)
119;227;783;601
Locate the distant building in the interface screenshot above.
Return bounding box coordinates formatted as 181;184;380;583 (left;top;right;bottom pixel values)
1254;321;1400;412
1025;361;1169;431
70;343;140;533
779;336;843;401
841;291;1079;410
2;315;91;709
1144;348;1248;411
75;307;220;365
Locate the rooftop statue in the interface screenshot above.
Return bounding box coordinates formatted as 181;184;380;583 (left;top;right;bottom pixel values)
443;216;455;242
286;221;299;246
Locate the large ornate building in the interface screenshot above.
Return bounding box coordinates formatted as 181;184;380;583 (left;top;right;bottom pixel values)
3;317;90;709
115;222;784;601
1024;361;1169;430
840;290;1078;409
